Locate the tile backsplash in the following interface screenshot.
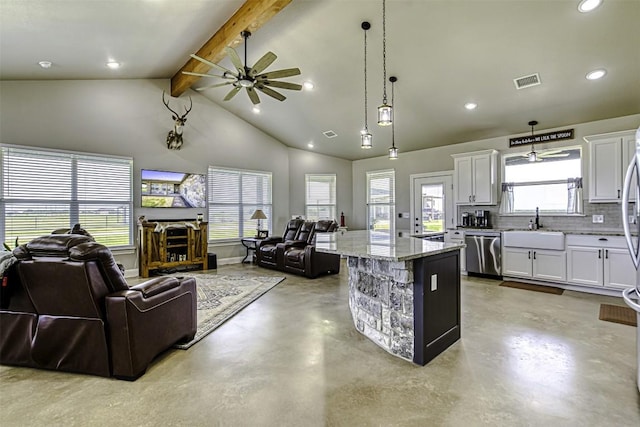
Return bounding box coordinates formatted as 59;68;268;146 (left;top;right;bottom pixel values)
457;202;630;232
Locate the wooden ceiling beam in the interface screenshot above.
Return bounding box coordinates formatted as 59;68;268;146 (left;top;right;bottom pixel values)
170;0;294;97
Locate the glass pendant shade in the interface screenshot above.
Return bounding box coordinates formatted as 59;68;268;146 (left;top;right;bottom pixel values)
388;146;398;159
528;149;537;162
378;104;392;126
361;131;373;149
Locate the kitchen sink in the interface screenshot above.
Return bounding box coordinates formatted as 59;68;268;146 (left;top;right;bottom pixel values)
502;231;565;250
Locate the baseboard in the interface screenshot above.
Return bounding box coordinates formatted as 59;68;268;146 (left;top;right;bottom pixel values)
218;256;244;266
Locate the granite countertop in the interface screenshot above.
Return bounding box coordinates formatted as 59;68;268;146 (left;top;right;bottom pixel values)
315;230;464;262
455;226;629;236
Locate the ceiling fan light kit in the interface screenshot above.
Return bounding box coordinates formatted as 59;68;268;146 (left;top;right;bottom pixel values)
186;30;302;105
377;0;393;127
361;21;373;149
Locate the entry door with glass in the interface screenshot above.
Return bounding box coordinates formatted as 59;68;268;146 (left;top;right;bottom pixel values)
412;174;453;234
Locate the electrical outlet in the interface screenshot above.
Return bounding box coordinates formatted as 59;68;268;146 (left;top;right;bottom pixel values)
430;274;438;291
592;214;604;223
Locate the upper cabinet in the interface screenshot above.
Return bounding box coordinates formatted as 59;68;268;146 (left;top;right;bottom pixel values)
452;150;498;205
585;130;636;203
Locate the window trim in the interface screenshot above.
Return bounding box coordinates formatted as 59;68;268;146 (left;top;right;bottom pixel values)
500;145;583;216
366;168;396;233
1;144;134;248
207;166;272;243
305;173;337;221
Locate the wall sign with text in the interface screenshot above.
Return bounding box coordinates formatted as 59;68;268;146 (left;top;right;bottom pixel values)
509;129;574;147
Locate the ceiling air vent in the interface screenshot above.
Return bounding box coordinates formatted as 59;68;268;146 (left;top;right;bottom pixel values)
323;130;338;138
513;73;541;90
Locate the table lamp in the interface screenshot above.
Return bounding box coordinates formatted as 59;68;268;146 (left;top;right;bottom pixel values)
250;209;267;237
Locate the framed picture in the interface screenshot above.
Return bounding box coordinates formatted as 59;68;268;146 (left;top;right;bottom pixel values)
257;230;269;239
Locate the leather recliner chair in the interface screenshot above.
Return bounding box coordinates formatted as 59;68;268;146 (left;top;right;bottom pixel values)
0;234;196;380
281;220;340;278
255;218;304;269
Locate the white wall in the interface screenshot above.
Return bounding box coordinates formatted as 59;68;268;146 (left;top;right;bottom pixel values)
0;79;344;268
287;147;352;227
351;114;640;230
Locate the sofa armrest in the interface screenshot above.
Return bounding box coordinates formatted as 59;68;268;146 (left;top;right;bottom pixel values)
129;276;180;298
258;237;283;247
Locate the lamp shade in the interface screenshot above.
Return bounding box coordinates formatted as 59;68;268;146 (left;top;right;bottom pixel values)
250;209;267;220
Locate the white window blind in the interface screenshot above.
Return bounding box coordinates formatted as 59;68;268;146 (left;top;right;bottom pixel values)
366;169;395;233
1;145;133;248
305;174;336;221
208;167;272;241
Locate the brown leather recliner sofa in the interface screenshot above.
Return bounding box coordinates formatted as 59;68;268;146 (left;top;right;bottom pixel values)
0;234;197;380
256;219;340;278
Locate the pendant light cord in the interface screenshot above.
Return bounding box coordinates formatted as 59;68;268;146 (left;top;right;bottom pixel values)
382;0;388;104
364;27;369;130
391;79;395;148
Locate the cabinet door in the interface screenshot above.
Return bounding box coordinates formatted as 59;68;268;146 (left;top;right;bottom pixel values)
622;133;637;202
533;250;566;282
471;154;494;204
454;156;473;204
589;138;622;202
566;246;603;286
502;247;532;278
604;248;636;289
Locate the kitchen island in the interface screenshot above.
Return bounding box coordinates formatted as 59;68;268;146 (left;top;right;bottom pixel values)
315;230;465;365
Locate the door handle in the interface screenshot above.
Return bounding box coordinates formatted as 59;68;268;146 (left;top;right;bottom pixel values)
605;249;608;259
618;189;621;198
528;251;531;259
598;249;602;259
469;195;472;202
622;158;640;268
533;251;536;260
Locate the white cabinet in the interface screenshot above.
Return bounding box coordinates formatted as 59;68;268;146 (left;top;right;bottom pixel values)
444;229;466;274
502;247;566;282
585;130;636;203
566;235;635;289
452;150;498;205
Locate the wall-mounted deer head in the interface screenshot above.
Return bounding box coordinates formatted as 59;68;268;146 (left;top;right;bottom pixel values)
162;91;193;150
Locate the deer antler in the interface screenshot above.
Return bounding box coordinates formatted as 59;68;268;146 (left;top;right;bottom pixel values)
162;91;180;118
183;97;193;116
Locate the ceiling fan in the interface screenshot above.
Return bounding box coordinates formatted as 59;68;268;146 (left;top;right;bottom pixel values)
183;30;302;105
522;120;570;162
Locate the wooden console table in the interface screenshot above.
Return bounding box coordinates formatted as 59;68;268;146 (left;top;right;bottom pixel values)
138;219;208;277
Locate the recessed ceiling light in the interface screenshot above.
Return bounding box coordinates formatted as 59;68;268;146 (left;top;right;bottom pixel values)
252;106;261;114
578;0;603;13
303;81;314;90
308;143;314;148
586;69;607;80
464;102;478;110
106;61;121;69
38;61;52;69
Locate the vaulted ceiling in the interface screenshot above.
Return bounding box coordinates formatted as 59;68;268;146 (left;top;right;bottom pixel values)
1;0;639;160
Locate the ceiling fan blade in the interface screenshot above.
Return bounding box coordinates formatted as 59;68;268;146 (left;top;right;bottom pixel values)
249;52;277;77
246;87;261;105
255;84;286;101
262;80;303;91
196;81;234;91
223;86;241;101
225;47;245;76
256;68;301;80
190;53;234;74
182;71;236;80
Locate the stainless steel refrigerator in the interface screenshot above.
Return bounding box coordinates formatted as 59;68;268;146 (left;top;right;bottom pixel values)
621;125;640;393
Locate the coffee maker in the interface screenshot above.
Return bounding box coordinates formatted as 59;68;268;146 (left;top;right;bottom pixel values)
461;212;473;227
475;210;490;228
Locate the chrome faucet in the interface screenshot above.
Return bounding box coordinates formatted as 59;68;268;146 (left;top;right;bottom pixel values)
535;207;541;229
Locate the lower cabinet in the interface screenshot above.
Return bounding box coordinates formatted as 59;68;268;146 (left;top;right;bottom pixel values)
566;240;635;289
502;247;566;282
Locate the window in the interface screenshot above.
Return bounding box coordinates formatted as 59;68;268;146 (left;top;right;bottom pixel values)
1;145;133;248
500;147;582;215
208;167;272;241
305;174;336;221
366;169;395;233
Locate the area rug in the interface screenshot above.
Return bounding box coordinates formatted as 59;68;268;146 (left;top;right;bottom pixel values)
171;273;285;349
599;304;637;327
499;281;564;295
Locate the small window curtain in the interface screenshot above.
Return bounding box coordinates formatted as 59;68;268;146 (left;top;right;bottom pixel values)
567;177;583;214
305;174;337;221
499;182;514;214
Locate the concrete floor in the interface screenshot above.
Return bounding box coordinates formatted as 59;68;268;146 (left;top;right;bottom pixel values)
2;261;640;426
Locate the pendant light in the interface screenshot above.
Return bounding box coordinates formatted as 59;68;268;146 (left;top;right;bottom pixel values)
528;120;538;162
361;21;373;149
388;76;398;159
377;0;392;126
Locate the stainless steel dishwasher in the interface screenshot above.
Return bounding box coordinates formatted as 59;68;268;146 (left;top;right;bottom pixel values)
465;230;502;278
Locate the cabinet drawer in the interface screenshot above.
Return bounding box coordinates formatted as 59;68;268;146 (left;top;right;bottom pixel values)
565;234;627;248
